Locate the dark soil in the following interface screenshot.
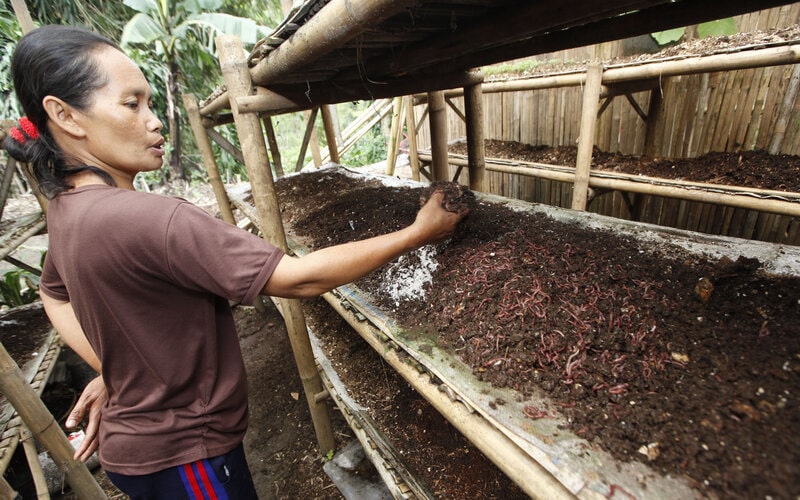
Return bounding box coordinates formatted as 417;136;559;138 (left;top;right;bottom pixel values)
275;168;800;500
450;140;800;193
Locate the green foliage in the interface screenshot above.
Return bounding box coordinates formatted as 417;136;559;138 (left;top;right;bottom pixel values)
651;28;685;46
697;18;738;39
651;18;738;46
0;9;22;120
342;123;387;167
0;269;40;308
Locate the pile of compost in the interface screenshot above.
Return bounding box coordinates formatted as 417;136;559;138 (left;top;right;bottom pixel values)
275;168;799;500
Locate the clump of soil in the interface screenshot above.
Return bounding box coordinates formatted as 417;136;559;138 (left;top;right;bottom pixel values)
275;168;800;500
420;180;476;214
450;140;800;193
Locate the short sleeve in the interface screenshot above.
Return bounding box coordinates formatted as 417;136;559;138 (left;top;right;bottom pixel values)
39;252;69;301
164;203;284;304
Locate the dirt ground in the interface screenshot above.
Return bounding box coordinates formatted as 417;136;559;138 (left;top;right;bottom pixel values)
274;167;800;500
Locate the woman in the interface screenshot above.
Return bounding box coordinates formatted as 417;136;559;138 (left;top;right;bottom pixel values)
4;25;465;499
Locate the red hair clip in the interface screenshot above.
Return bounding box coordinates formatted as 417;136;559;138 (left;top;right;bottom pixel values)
9;117;39;144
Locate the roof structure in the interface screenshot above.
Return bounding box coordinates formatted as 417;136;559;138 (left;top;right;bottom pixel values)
200;0;798;118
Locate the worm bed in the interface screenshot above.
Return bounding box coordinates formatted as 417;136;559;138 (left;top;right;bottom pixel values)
230;166;799;499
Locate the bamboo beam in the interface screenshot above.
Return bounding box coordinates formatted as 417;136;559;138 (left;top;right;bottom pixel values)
320;105;340;164
428;91;449;182
232;72;484;117
419;154;800;217
216;35;335;455
464;82;486;192
250;0;416;87
572;64;603;211
183;93;236;225
413;45;800;105
0;342;105;498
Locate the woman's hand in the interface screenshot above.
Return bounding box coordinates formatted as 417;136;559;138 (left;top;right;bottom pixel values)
65;375;107;462
408;191;469;246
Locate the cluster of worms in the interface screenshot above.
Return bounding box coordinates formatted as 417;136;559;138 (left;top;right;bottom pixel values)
432;227;686;404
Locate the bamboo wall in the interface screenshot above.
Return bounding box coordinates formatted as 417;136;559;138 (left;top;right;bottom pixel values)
412;4;800;245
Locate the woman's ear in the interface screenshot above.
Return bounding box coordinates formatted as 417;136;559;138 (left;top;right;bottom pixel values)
42;96;86;138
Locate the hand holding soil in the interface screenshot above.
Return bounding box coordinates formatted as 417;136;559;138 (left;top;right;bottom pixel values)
420;181;476;214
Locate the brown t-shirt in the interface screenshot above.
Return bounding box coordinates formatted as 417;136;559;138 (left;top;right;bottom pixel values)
39;184;284;475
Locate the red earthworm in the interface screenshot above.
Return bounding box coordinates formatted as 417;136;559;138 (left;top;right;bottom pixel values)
608;383;629;395
606;483;636;499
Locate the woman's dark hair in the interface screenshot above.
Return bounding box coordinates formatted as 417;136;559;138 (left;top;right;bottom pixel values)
3;25;120;198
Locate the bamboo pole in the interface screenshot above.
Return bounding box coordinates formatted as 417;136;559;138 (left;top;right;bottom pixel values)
386;97;404;176
0;156;18;221
206;129;244;164
0;476;18;499
184;93;267;313
251;0;417;86
0;342;105;499
182;93;236;225
216;35;335;455
421;153;800;217
297;108;320;171
19;426;49;499
572;63;603;211
769;63;800;154
262;116;284;178
320;105;340;164
464;82;486;192
10;0;34;34
404;97;421;181
428;91;449;181
308;110;323;168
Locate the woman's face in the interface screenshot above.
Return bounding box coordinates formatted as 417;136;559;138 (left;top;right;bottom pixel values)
74;46;165;182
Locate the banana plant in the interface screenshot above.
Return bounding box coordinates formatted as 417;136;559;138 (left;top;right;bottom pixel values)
121;0;270;180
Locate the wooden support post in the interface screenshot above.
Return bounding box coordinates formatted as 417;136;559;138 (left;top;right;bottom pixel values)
386;97;404;176
404;96;421;181
428;91;449;182
183;93;236;225
308;110;323;168
217;35;335;455
262;117;284;178
185;93;267;313
0;342;105;499
320;105;340;164
572;63;603;211
464;81;486;192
